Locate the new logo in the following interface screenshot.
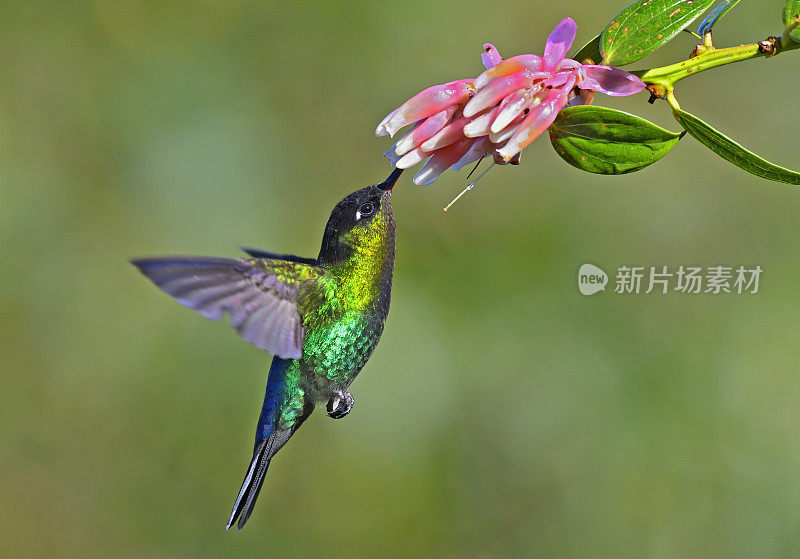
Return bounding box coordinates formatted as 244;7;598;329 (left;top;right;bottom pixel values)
578;263;608;296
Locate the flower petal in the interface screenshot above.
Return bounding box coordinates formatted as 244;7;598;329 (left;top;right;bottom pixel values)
474;55;543;89
376;79;475;137
394;106;458;156
576;65;646;96
413;138;475;185
420;115;472;151
481;43;503;69
543;17;577;72
497;75;575;160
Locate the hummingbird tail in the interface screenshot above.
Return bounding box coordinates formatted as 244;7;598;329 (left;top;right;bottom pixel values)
226;358;313;531
226;411;314;530
226;436;276;530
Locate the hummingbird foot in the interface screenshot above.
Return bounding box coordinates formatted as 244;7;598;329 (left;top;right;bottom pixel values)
326;390;354;419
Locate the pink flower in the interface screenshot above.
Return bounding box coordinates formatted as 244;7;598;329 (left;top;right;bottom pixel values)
376;17;646;186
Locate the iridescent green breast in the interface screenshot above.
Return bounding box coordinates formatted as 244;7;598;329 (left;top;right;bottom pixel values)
301;311;383;387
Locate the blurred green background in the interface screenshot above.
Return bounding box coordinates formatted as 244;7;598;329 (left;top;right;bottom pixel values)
2;1;799;557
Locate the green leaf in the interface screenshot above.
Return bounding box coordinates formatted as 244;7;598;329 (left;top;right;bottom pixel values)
673;108;800;185
601;0;715;66
784;0;800;43
572;33;602;64
549;106;683;175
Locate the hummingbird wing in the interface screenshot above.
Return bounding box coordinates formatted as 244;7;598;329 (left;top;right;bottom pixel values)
131;256;325;359
238;247;318;266
227;356;313;530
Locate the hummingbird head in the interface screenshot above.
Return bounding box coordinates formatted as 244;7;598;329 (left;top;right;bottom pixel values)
317;169;402;266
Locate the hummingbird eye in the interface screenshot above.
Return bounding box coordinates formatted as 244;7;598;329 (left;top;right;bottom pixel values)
356;202;375;221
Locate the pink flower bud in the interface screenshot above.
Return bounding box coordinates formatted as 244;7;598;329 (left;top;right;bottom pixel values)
474;55;544;89
543;17;577;72
396;146;431;169
490;86;545;133
576;66;646;96
376;79;475;137
413;137;476;185
464;70;547;117
420;115;473;151
463;106;501;137
394;106;459;156
481;43;504;69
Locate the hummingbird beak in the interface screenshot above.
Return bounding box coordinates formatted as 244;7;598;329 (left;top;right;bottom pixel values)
377;168;403;192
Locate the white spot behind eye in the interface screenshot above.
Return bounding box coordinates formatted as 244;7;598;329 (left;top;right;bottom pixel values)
355;210;362;221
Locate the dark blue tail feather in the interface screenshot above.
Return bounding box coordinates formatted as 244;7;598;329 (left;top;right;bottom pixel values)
226;357;313;530
254;357;291;447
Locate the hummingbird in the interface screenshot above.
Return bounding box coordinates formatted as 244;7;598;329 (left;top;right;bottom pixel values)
131;168;402;530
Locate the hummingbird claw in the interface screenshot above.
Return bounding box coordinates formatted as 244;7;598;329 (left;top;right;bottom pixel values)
326;390;354;419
